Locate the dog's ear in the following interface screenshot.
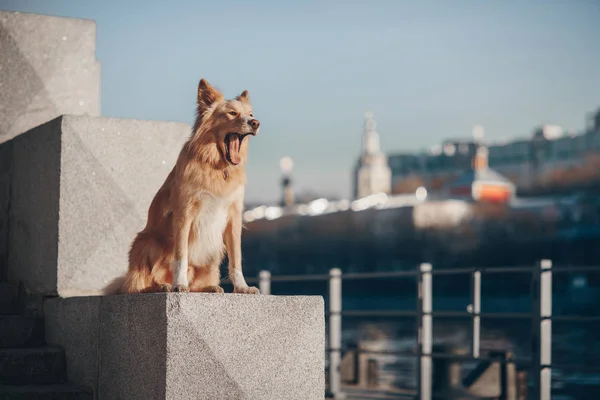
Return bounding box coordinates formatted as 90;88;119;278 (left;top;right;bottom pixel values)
236;90;250;103
197;79;224;113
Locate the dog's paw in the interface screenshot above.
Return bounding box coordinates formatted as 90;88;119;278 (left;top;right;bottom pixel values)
173;285;190;293
234;285;260;295
202;285;224;294
158;284;172;292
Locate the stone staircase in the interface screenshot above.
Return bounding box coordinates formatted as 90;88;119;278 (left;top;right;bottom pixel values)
1;10;325;399
0;282;92;399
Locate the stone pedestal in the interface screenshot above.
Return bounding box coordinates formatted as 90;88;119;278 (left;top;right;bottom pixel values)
44;293;325;400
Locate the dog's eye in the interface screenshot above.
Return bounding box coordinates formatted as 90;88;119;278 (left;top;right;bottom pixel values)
228;111;237;116
249;113;253;117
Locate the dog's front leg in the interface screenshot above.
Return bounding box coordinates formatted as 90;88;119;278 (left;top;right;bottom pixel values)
173;207;193;292
224;202;259;294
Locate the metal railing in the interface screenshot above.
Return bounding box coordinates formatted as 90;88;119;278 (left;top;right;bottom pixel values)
241;261;600;400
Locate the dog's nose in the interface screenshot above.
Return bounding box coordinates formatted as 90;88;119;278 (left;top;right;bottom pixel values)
248;118;260;130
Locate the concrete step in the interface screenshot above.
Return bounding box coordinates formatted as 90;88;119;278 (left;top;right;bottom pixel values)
0;384;92;400
0;283;23;315
0;347;66;385
0;316;45;348
4;115;190;297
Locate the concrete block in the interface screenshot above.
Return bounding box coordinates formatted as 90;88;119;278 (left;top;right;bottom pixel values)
0;11;101;144
5;115;190;296
44;293;325;400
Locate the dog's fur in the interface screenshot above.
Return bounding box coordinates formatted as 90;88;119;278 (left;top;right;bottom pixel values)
104;78;260;295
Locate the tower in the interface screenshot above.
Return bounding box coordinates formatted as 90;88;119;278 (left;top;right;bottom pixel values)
472;125;488;171
353;112;391;199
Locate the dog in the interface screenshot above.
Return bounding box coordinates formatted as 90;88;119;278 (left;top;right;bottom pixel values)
104;78;260;295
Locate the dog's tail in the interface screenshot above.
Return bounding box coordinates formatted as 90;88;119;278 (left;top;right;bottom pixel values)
102;276;126;296
120;267;153;294
105;233;155;295
102;267;153;295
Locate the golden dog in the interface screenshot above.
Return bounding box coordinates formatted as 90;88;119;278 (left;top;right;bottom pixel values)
105;78;259;295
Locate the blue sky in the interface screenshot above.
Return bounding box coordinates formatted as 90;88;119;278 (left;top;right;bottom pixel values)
3;0;600;202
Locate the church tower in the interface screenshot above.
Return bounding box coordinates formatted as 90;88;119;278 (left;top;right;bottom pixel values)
353;112;391;199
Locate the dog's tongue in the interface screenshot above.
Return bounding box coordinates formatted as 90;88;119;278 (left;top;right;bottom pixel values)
229;137;241;164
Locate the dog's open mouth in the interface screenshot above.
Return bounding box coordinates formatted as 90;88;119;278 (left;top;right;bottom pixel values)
225;133;252;165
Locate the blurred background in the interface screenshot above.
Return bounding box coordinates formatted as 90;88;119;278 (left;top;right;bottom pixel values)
3;1;599;398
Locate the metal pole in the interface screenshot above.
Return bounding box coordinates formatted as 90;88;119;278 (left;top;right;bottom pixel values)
532;259;552;400
419;263;432;400
259;270;271;295
329;268;342;397
539;260;552;400
471;270;481;358
417;265;422;396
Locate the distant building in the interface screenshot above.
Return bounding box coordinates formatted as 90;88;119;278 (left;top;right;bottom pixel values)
446;145;515;203
388;139;477;195
388;108;600;196
352;112;392;199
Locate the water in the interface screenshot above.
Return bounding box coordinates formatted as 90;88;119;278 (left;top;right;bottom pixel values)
265;280;600;399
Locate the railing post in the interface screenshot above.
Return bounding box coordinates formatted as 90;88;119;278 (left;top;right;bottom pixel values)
471;269;481;358
329;268;342;397
532;259;552;400
418;263;433;400
540;260;553;400
259;270;271;295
